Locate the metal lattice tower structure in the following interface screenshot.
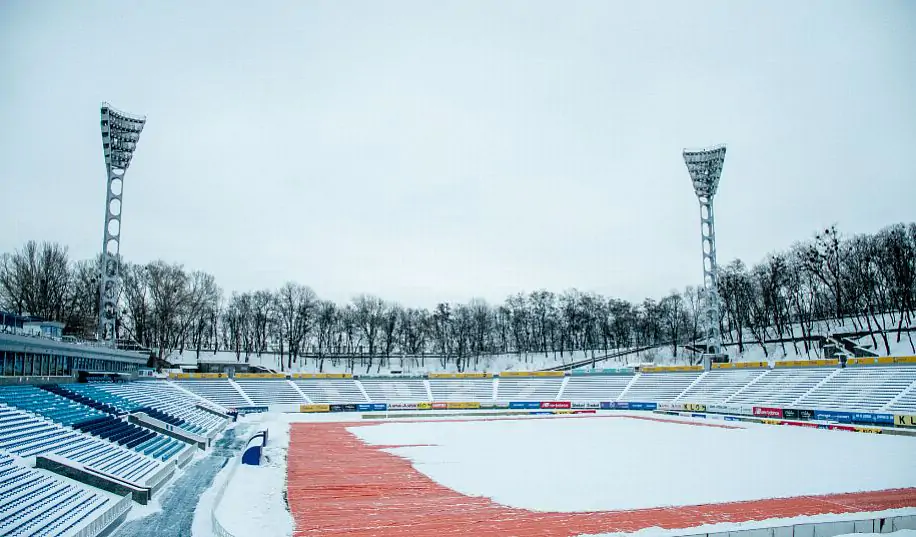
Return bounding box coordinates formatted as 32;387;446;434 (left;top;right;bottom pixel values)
683;144;726;358
98;103;146;346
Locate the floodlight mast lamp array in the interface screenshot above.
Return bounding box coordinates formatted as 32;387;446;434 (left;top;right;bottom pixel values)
99;103;146;346
683;144;726;359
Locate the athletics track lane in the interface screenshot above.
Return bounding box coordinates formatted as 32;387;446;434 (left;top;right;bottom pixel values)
286;416;916;537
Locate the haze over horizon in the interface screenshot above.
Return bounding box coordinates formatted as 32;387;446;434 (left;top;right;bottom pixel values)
2;0;915;308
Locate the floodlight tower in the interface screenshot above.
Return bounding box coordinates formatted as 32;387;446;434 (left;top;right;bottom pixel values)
98;103;146;346
682;144;726;366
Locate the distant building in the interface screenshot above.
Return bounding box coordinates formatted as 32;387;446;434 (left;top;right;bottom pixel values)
23;320;66;340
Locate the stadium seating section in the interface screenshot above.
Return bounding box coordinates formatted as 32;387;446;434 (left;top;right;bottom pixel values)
0;451;123;537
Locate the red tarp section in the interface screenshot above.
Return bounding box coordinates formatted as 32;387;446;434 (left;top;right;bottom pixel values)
287;417;916;536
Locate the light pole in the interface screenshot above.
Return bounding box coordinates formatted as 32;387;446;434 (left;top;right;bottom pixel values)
682;144;726;368
98;103;146;346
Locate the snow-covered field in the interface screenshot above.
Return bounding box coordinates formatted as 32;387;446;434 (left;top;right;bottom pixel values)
198;412;916;537
350;417;916;512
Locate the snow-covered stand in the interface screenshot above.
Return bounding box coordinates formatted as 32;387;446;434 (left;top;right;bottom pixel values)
242;429;269;466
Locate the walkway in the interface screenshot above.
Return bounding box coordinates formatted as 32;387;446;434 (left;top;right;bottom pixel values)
110;425;249;537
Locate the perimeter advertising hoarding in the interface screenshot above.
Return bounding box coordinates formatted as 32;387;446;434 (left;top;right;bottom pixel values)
894;414;916;427
752;407;783;418
814;410;853;423
300;404;331;413
540;401;571;409
329;404;358;412
509;402;542;410
570;368;634;375
851;412;895;425
356;403;388;412
627;402;658;411
571;402;601;409
446;402;480;410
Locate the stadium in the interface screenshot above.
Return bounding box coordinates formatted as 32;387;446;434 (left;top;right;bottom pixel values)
0;346;915;536
3;2;916;537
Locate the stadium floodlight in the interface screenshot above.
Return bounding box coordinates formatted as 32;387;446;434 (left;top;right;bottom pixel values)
683;144;726;363
98;103;146;346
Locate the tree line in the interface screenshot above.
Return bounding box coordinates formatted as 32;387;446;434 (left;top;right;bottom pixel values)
1;222;914;371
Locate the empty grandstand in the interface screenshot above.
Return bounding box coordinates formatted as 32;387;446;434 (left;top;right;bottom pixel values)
0;451;131;537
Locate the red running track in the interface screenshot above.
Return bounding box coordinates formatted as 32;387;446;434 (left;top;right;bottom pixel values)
286;416;916;537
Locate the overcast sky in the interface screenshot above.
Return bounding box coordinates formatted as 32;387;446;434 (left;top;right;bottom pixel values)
1;1;914;308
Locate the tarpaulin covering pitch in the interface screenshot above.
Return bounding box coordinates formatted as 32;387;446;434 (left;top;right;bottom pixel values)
286;419;916;537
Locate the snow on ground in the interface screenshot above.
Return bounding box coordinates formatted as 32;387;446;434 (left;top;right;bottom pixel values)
580;516;916;537
212;413;293;537
349;416;916;512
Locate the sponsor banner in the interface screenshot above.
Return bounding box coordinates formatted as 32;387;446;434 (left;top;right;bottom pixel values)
641;365;703;373
724;416;740;421
815;410;853;423
691;413;707;418
493;402;510;409
234;373;286;379
572;410;597;414
711;363;734;369
600;401;614;410
785;421;820;429
761;418;783;425
570;368;634;375
170;372;227;379
855;426;882;434
498;371;566;378
706;403;734;414
828;424;856;432
896;356;916;364
447;402;481;410
734;361;769;369
388;402;421;411
849;357;877;366
530;411;553;415
798;409;816;420
300;404;330;413
427;372;493;379
540;401;571;409
292;373;352;379
231;405;269;415
509;401;542;410
753;407;784;418
894;414;916;427
657;403;678;411
877;357;896;364
417;402;432;410
874;413;895;424
571;401;601;409
552;410;574;414
330;404;358;413
775;360;836;368
628;402;658;411
782;409;799;420
432;402;448;410
683;403;707;412
356;403;388;412
852;412;886;424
